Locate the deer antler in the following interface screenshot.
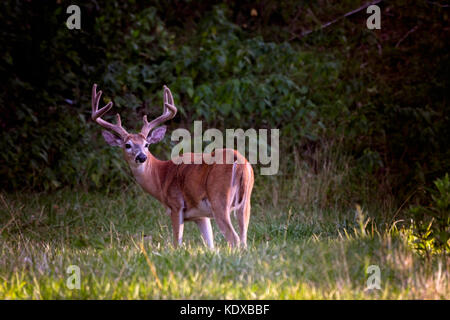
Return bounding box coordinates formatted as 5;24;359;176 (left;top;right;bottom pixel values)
140;85;177;138
91;84;129;139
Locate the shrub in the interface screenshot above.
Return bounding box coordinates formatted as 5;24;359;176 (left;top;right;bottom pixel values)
409;174;450;257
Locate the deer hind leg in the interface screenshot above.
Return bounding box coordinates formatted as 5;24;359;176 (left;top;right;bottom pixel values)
195;218;214;249
236;163;254;249
237;199;251;249
210;195;240;248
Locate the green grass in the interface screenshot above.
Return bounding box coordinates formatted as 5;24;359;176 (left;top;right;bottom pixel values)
0;186;448;299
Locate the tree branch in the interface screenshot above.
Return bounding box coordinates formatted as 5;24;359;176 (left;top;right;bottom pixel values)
290;0;383;40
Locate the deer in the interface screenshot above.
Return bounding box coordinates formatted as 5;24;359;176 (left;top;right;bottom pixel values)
91;84;254;249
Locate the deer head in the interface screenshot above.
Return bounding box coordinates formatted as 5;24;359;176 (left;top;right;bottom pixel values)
91;84;177;166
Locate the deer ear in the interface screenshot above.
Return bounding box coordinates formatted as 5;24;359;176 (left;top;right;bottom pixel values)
147;126;167;144
102;130;122;147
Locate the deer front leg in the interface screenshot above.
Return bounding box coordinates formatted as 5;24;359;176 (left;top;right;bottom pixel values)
195;218;214;249
170;207;184;247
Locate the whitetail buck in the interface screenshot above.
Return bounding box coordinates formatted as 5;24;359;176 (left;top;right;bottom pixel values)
91;84;254;248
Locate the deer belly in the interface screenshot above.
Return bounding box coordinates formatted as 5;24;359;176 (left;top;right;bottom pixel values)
184;199;213;220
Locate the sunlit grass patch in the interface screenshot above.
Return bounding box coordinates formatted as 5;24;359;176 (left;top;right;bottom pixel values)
0;190;448;299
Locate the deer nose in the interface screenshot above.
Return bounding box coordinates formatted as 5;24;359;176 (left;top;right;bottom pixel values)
135;153;147;163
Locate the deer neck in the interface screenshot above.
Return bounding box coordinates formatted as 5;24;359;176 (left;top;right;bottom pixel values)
128;153;166;203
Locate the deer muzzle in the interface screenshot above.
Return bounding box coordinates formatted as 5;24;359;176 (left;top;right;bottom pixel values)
135;153;147;164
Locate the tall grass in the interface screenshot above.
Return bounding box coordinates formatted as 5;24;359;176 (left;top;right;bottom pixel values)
255;139;394;219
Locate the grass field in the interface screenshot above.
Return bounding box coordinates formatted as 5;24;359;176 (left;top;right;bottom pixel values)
0;183;448;299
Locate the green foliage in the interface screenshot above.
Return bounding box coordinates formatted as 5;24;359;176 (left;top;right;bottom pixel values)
0;0;448;208
1;1;448;300
0;2;345;191
409;174;450;257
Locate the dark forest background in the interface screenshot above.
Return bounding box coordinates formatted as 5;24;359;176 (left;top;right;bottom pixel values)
0;0;448;205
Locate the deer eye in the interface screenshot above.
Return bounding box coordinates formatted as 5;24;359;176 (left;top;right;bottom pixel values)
125;143;131;149
145;143;149;148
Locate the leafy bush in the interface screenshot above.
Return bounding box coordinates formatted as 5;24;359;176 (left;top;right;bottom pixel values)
409;174;450;257
0;0;448;206
0;2;347;191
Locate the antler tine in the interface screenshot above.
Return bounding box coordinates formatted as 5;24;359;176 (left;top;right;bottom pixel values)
164;85;174;106
91;84;113;119
140;85;177;138
91;84;128;139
